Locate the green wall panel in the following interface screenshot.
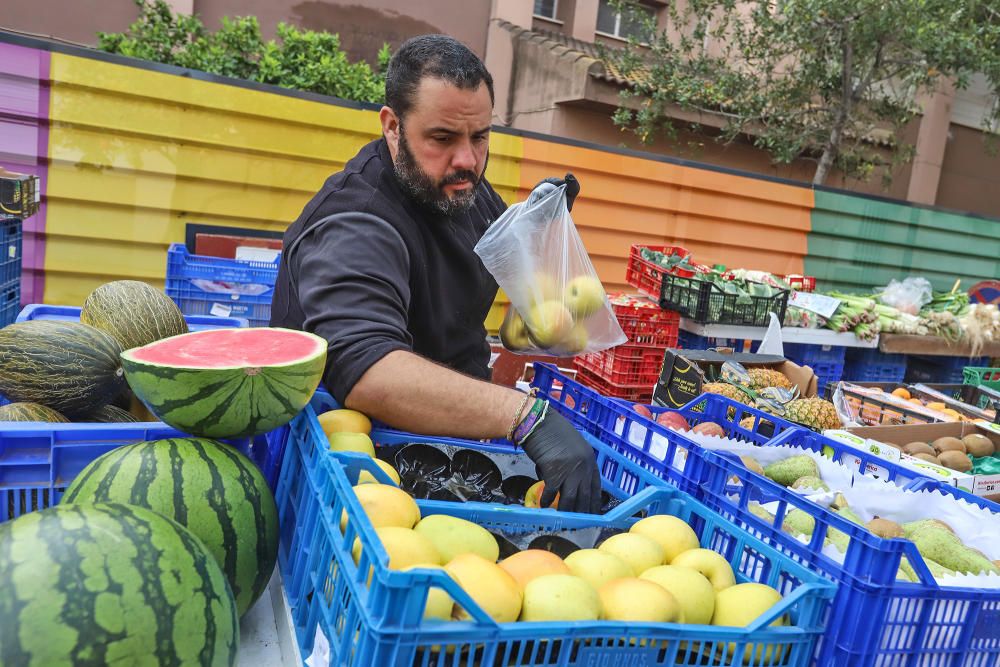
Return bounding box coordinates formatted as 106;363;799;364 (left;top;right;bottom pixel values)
806;190;1000;294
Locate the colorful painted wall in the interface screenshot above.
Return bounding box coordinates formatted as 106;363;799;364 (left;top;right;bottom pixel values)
1;33;997;333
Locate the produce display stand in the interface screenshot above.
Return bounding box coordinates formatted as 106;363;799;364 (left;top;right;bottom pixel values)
679;318;878;348
879;333;1000;357
239;569;301;667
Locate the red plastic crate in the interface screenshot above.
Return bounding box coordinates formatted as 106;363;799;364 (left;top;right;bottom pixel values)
624;244;692;299
576;344;665;387
784;274;817;292
610;295;680;348
573;361;655;402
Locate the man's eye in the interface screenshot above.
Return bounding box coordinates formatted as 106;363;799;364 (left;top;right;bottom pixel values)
474;134;489;143
433;136;451;143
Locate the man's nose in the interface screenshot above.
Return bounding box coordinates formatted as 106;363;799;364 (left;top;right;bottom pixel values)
451;139;477;171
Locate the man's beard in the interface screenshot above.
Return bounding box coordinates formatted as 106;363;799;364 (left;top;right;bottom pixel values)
393;127;485;217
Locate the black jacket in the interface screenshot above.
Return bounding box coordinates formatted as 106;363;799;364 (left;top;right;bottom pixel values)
270;138;506;403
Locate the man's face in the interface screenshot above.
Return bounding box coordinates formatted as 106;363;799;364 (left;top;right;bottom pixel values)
381;77;492;216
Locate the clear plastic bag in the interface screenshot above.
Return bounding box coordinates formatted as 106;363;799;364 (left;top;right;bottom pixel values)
879;277;932;315
474;184;626;355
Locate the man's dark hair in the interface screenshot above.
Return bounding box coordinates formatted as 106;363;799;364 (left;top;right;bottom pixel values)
385;34;494;119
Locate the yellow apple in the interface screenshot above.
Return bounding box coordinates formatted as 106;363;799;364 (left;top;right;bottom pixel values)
525;300;574;349
341;483;420;532
328;431;376;457
356;459;401;485
404;563;454;621
414;514;500;563
712;583;786;663
500;306;533;351
549;322;589;356
564;275;606;318
445;553;523;623
599;577;682;622
598;533;666;576
499;550;571;590
520;574;602;622
317;408;372;436
563;549;633;590
629;515;700;563
352;526;441;569
671;549;736;592
523;480;558;509
640;565;715;624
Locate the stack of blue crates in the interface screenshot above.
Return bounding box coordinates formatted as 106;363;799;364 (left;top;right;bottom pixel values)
906;354;990;384
842;347;907;382
0;217;22;328
677;329;759;352
164;243;279;327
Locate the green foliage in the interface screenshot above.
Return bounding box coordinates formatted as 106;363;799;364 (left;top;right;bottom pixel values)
98;0;388;103
605;0;1000;185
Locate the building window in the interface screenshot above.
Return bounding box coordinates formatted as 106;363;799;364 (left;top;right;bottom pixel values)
534;0;558;20
596;0;656;41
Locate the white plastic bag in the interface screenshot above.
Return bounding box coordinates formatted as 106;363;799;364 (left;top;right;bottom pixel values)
879;277;932;315
475;184;626;355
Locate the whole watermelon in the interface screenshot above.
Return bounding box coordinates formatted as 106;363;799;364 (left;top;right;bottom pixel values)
0;503;238;667
81;280;188;351
80;404;140;423
0;321;125;417
121;327;326;438
62;437;279;617
0;402;69;422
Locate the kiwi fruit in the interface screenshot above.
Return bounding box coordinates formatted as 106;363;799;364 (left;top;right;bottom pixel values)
902;442;935;457
962;433;995;458
932;436;966;454
867;517;904;539
937;450;972;472
911;452;940;464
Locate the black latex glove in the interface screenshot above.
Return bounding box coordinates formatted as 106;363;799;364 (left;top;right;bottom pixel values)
520;407;602;513
528;172;581;212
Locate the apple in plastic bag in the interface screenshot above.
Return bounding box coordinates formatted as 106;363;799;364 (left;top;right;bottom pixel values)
500;307;533;351
526;300;574;348
564;275;606;318
549;322;589;356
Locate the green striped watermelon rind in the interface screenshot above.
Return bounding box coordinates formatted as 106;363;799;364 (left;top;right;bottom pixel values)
0;502;238;667
120;327;327;438
61;437;280;617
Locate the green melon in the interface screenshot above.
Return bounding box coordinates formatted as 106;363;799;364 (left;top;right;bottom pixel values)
0;321;125;417
0;503;238;667
62;437;280;617
121;327;327;438
0;402;70;422
81;280;189;351
81;404;140;423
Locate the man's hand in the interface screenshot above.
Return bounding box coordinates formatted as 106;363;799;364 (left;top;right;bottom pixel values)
520;407;602;513
527;173;581;211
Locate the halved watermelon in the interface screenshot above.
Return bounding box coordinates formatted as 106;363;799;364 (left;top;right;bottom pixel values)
121;327;327;438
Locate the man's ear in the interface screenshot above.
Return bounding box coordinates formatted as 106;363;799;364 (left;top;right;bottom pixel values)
380;106;401;158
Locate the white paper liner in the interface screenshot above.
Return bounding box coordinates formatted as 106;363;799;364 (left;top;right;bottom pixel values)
614;418;1000;589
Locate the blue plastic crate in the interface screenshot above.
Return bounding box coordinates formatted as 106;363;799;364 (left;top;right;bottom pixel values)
0;279;18;328
677;329;757;352
906;354;991;384
15;303;250;330
842;348;907;383
531;362;805;495
165;243;278;327
272;401;834;666
697;449;1000;667
0;217;22;288
0;423;255;523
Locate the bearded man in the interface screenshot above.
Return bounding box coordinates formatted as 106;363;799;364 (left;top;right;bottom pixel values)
271;34;599;513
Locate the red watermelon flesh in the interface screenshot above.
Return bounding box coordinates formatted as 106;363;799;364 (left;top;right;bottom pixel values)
129;327;323;367
121;327;328;438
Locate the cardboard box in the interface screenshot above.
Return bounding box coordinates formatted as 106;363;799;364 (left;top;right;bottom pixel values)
652;348;818;408
0;169;40;219
832;422;1000;501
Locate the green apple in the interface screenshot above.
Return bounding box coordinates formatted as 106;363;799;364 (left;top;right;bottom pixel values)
520;574;602;622
671;548;736;592
499;306;533;351
563;549;633;590
564;275;606;318
597;533;666;576
525;300;574;349
712;583;785;663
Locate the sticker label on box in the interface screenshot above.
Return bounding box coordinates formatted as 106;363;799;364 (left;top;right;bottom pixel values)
210;303;232;318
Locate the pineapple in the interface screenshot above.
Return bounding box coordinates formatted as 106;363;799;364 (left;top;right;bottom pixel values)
747;368;793;390
703;382;751;405
784;397;841;431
